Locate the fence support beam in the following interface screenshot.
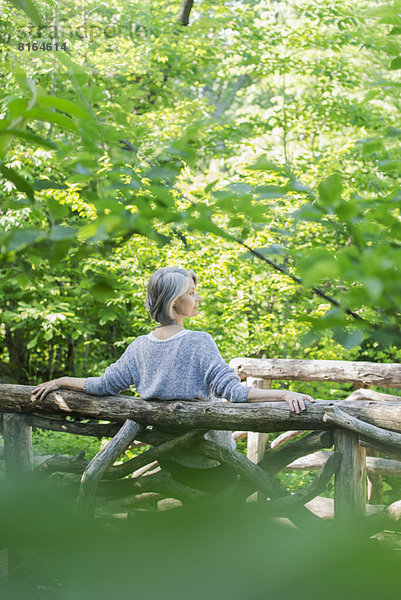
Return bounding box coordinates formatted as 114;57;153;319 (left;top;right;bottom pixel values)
334;430;366;528
246;378;270;503
2;413;33;582
2;413;33;476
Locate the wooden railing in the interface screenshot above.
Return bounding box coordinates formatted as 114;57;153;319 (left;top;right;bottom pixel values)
230;357;401;521
1;358;401;529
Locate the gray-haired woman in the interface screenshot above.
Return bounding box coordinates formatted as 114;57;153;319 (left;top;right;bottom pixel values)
33;266;314;491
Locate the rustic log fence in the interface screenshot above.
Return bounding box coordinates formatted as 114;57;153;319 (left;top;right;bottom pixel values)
1;358;401;530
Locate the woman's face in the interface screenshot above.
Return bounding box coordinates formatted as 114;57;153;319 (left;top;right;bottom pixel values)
174;277;202;319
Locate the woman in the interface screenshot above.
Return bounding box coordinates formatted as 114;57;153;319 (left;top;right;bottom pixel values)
32;266;314;491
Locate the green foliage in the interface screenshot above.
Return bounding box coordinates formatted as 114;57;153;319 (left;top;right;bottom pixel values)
32;429;101;460
3;479;401;598
1;0;400;353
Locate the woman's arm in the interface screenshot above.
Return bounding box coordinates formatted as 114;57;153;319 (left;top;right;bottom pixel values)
32;377;86;401
247;387;315;414
32;342;137;401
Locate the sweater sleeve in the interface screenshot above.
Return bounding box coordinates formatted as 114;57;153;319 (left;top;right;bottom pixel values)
200;333;251;403
83;343;136;396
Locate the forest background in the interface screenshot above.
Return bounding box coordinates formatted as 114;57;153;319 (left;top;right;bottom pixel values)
1;0;401;499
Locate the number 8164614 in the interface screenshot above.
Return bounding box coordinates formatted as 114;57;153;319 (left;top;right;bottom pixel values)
18;42;68;51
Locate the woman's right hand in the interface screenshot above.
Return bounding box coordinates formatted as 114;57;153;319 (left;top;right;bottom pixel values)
32;380;61;401
282;391;315;414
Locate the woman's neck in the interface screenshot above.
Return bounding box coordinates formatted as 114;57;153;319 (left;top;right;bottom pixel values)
156;322;184;330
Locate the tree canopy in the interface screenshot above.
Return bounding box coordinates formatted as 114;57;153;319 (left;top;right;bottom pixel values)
1;0;401;383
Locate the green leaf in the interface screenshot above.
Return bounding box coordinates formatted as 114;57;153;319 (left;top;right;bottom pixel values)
361;277;383;301
0;164;34;201
293;202;325;222
204;180;218;194
55;52;90;85
9;0;43;26
6;229;43;252
47;199;70;219
318;173;343;205
33;179;68;191
363;89;380;102
27;335;39;350
90;280;117;301
247;155;288;174
378;159;401;173
333;329;363;349
298;249;340;288
390;56;401;70
255;185;286;199
358;137;383;155
0;129;57;150
16;273;30;289
334;201;357;220
49;226;77;241
239;245;287;260
144;167;179;180
386;126;401;137
24;109;78;132
38;96;91;119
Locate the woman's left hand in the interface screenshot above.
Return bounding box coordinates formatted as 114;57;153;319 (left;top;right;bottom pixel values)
282;391;315;414
32;380;60;401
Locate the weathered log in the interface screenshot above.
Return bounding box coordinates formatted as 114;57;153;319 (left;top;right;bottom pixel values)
221;431;334;507
109;429;205;478
2;413;33;581
196;440;320;526
259;431;334;475
78;420;143;516
5;384;401;434
229;357;401;388
2;413;33;476
97;471;206;503
197;439;285;499
346;389;401;403
157;498;183;511
233;431;248;442
132;461;159;478
324;405;401;449
37;451;89;476
386;500;401;521
270;430;307;449
246;377;270;502
265;453;342;514
36;430;203;479
366;448;383;504
285;450;401;477
305;496;386;520
128;493;162;507
29;414;121;438
359;438;401;462
334;430;366;526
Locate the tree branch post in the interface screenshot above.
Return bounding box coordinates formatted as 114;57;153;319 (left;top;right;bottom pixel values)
77;419;143;517
2;413;33;476
334;430;366;529
246;377;270;502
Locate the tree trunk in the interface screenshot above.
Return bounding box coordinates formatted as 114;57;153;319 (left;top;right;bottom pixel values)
177;0;194;26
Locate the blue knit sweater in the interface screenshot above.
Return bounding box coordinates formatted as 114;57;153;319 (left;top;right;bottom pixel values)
83;329;251;468
84;329;251;403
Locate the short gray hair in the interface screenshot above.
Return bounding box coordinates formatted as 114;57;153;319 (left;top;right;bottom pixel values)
145;266;197;326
